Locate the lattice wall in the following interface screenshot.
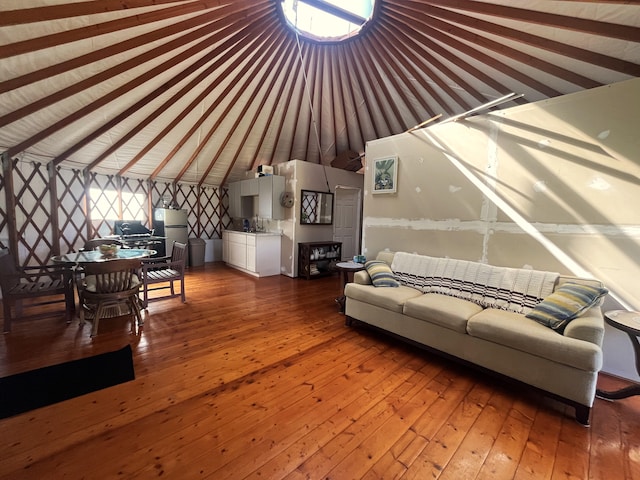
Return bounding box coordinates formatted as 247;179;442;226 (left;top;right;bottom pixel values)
1;160;231;267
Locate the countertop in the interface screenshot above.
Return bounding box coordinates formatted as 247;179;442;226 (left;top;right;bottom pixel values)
224;230;282;236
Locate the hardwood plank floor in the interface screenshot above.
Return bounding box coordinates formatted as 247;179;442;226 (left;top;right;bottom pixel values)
1;262;639;479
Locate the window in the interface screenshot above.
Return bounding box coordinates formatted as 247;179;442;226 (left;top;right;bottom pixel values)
90;188;145;221
280;0;375;42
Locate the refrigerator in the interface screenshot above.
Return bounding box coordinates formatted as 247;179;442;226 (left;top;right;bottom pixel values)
153;208;189;260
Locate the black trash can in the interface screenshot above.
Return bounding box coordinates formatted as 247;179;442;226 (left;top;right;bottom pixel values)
188;238;206;267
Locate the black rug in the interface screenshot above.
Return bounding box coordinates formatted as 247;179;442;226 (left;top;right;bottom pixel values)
0;345;135;419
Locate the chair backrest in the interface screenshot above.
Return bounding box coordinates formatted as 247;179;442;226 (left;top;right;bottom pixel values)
83;238;124;251
171;242;187;269
83;259;141;293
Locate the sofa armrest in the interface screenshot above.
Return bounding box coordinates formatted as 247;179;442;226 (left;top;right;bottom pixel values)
563;306;605;347
353;270;372;285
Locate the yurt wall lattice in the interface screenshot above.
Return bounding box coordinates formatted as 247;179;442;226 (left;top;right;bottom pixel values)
0;159;231;267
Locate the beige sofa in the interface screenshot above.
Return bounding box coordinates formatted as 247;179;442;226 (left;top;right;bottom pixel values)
344;251;606;425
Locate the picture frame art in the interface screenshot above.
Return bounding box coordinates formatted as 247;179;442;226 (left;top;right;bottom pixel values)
372;155;398;194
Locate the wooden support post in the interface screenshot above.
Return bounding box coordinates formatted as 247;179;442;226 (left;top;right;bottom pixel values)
47;162;61;257
2;152;19;264
83;168;92;241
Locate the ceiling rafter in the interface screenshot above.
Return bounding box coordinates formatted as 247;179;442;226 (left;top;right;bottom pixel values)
421;6;602;90
216;36;297;187
313;46;327;161
366;30;432;123
386;5;563;98
118;19;275;176
325;46;340;159
422;0;640;42
352;39;410;134
336;46;369;151
285;42;311;163
172;22;287;182
0;7;264;130
0;0;261;59
246;43;301;172
4;17;261;160
299;45;319;162
190;30;294;185
416;2;628;88
89;23;266;173
257;45;308;169
152;17;282;180
0;2;265;94
377;18;478;114
345;43;390;139
409;2;640;77
0;0;190;26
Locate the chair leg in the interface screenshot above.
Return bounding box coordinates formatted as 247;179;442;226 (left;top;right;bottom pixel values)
91;303;104;337
180;277;186;303
130;296;143;327
143;283;149;309
3;300;12;333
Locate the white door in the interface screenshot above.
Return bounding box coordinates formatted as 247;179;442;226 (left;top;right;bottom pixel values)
333;187;361;261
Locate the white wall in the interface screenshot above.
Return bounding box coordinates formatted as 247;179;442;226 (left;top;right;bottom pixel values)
275;160;364;277
363;78;640;381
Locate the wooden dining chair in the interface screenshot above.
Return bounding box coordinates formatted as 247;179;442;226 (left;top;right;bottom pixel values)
140;241;187;309
78;258;143;337
0;249;74;333
82;238;124;251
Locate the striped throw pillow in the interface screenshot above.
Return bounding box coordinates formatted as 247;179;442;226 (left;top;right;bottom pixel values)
525;282;608;331
365;260;399;287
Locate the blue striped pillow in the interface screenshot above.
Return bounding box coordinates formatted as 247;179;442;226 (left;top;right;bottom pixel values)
525;282;608;331
365;260;399;287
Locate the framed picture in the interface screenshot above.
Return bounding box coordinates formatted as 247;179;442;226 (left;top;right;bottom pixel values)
372;155;398;194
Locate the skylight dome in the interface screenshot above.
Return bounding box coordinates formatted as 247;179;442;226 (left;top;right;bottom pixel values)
280;0;376;43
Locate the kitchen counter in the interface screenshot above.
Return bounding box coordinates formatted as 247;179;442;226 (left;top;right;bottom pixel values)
222;230;282;277
226;230;281;236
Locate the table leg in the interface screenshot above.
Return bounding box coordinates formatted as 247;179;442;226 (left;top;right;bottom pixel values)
596;384;640;400
336;270;349;313
596;332;640;400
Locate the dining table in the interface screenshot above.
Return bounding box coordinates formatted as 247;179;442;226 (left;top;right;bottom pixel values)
51;248;156;265
51;248;156;319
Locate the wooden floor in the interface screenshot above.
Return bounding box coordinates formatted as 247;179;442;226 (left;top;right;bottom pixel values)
1;263;639;479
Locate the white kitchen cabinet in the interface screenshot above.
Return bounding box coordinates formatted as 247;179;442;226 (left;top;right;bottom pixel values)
258;176;285;220
228;181;241;218
241;179;259;196
228;175;285;220
223;231;281;277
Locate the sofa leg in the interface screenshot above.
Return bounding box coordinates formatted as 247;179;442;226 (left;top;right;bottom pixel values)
345;316;354;327
575;405;591;426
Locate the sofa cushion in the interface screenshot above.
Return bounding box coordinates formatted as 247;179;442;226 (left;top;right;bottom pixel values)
525;282;609;331
344;283;422;313
467;309;602;371
365;260;399;287
403;293;484;334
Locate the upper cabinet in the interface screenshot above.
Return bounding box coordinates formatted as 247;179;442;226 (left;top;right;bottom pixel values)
241;179;259;196
228;175;285;220
258;175;285;220
228;181;241;218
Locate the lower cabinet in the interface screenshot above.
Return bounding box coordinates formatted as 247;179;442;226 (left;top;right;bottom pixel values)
223;231;281;277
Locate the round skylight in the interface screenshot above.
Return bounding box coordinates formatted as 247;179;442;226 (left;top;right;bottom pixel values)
280;0;376;43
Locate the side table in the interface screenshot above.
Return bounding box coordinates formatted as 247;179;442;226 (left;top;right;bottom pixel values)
335;261;365;313
596;310;640;400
